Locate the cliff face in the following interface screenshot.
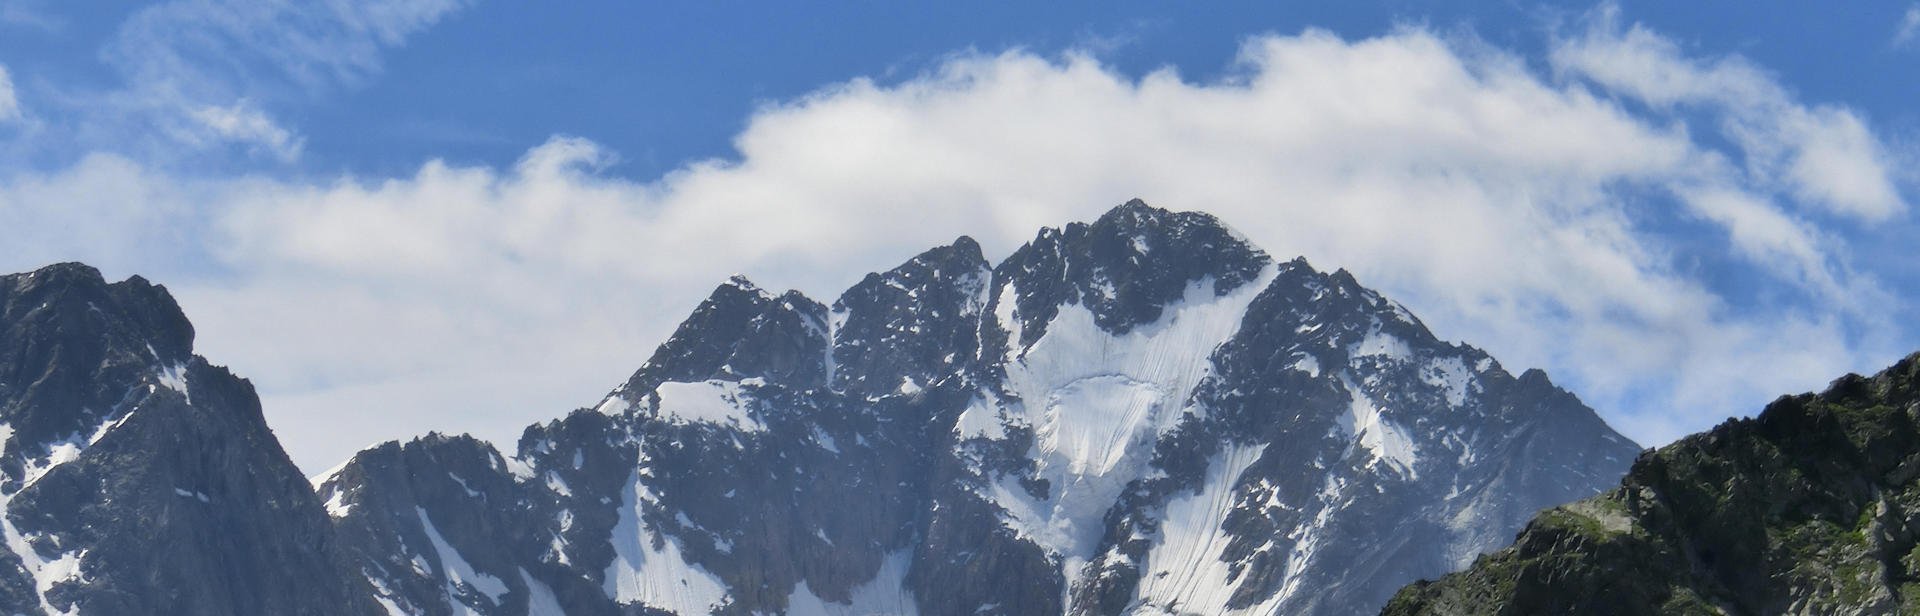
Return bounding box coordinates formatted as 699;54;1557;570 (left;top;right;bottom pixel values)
0;263;380;616
1384;352;1920;616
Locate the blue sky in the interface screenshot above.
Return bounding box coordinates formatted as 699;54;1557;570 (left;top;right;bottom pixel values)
9;2;1919;178
2;0;1917;471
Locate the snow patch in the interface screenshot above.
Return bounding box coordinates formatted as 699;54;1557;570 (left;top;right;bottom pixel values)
1034;376;1168;478
545;473;572;497
595;394;633;415
604;475;729;613
651;379;766;431
324;489;354;518
308;458;354;489
521;568;567;616
2;508;85;615
1290;354;1320;377
1352;327;1411;362
155;363;190;403
449;473;481;498
417;507;509;608
1338;374;1419;478
992;282;1025;362
502;455;537;482
1420;356;1476;408
23;432;88;488
979;265;1277;583
784;550;920;616
366;571;408;616
954;395;1007;440
813;428;841;454
1134;444;1268;614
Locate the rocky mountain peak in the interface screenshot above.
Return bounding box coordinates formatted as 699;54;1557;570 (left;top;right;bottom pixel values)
0;262;379;615
616;276;832;398
0;262;199;462
830;236;992;399
2;263;194;360
992;199;1271;351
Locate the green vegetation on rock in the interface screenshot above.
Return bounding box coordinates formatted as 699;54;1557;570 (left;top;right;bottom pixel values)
1383;352;1920;616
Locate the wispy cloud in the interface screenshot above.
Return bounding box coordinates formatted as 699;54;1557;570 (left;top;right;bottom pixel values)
189;101;303;162
1896;5;1920;48
0;65;20;123
105;0;469;97
1555;6;1907;222
6;0;468;164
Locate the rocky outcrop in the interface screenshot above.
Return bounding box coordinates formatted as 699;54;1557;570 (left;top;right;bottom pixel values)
1383;353;1920;616
0;263;380;615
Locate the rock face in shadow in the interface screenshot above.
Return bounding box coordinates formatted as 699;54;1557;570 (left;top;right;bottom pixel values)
1383;353;1920;616
320;200;1640;616
0;263;380;615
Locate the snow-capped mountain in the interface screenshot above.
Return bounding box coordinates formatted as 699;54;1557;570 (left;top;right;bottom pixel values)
315;200;1642;616
0;263;381;615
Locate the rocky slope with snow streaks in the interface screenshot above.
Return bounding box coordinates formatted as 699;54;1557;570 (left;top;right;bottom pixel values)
317;200;1640;616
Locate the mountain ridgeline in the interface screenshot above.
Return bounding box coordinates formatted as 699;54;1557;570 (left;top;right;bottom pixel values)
0;200;1641;615
317;200;1639;615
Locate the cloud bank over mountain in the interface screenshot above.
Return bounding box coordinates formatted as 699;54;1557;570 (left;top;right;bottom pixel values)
0;9;1911;470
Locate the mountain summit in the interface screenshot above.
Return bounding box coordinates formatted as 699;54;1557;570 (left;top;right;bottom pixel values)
316;199;1641;615
0;263;379;615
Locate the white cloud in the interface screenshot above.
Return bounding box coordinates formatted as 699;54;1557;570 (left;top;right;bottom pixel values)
2;25;1910;472
1554;7;1907;221
1897;5;1920;47
0;64;19;123
0;154;211;282
190;101;302;161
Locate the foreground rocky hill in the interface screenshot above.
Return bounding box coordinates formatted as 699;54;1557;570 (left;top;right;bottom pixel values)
315;200;1641;615
1383;353;1920;615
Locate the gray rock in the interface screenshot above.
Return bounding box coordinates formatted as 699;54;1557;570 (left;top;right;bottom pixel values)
0;263;381;615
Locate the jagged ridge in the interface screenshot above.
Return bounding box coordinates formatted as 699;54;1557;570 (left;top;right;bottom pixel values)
320;199;1640;616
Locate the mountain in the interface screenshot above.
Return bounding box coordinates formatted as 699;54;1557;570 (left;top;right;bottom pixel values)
316;199;1641;616
1383;352;1920;616
0;263;380;615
